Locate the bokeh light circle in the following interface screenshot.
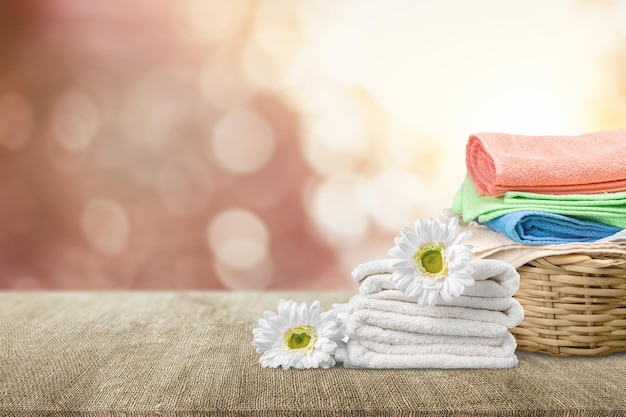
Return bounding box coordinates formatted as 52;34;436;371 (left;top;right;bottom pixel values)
80;198;130;255
211;110;276;174
309;173;369;242
51;89;100;152
214;257;274;290
363;169;428;233
206;208;270;271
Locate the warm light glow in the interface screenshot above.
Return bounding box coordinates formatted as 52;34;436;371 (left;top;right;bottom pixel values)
301;0;604;139
0;93;34;150
178;0;247;44
214;257;274;290
206;208;270;271
80;198;130;255
363;169;428;233
309;174;369;242
199;63;252;110
211;110;276;174
303;99;368;155
2;1;625;290
51;89;100;152
120;68;188;151
241;37;305;90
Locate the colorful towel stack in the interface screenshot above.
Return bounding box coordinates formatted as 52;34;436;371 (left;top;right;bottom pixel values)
336;258;524;369
452;130;626;266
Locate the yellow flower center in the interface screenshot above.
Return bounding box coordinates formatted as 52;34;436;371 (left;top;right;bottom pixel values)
413;242;448;280
284;325;318;353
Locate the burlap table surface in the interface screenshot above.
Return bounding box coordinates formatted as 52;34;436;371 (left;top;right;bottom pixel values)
1;291;625;417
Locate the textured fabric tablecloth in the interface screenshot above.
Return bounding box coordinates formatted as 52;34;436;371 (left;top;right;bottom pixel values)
1;291;626;417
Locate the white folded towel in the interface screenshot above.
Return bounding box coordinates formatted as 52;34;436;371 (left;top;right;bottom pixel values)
349;295;524;328
338;303;520;369
348;316;510;346
344;319;509;347
354;331;517;357
337;336;518;369
348;307;512;339
353;258;520;299
339;245;523;369
363;288;516;312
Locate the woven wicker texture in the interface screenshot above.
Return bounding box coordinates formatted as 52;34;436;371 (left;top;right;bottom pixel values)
2;291;626;416
511;254;626;357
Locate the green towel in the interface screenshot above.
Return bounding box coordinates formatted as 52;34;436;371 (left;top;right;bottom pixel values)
452;175;626;228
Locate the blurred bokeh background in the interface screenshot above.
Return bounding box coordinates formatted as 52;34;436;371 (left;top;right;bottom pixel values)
1;0;625;290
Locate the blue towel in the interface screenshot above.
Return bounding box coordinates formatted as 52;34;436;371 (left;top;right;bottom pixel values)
483;211;623;245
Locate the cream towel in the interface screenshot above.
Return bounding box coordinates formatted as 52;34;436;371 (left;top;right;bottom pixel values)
444;209;626;268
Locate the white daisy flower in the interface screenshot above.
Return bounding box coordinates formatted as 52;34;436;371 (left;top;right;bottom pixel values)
388;216;475;306
251;299;343;369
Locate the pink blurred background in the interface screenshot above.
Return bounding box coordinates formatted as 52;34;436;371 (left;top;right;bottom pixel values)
1;1;625;290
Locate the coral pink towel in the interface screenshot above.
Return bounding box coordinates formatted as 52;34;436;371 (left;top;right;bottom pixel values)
466;130;626;196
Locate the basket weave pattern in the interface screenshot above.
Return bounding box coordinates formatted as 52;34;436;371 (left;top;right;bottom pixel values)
510;254;626;356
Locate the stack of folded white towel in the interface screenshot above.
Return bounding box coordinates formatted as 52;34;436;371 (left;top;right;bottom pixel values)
336;258;524;369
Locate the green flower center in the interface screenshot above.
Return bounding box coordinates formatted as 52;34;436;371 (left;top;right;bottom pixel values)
413;242;448;280
284;325;318;353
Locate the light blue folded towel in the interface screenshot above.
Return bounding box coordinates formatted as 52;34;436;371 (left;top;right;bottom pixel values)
483;211;623;245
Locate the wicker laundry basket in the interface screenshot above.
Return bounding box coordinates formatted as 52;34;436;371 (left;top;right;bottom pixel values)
510;254;626;357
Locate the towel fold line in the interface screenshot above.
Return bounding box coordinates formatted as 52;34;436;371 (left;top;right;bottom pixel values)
353;331;517;357
349;295;524;328
339;342;518;369
363;288;520;311
345;320;510;347
354;258;520;299
348;308;512;339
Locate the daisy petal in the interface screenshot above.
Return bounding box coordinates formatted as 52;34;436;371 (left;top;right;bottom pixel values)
388;216;476;306
251;299;343;369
